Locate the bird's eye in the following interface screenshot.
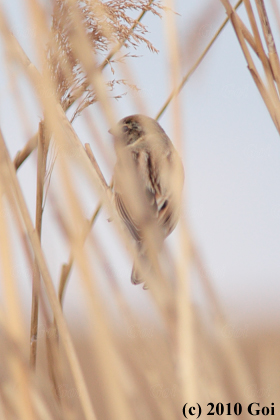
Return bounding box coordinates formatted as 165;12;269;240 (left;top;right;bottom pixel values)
122;125;129;133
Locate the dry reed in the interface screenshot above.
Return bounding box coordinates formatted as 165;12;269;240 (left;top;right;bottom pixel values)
0;1;279;419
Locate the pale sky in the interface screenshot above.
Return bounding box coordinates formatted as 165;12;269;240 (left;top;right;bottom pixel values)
0;0;280;329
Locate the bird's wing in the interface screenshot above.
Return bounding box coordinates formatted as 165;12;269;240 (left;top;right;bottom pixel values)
114;143;183;242
146;147;184;236
114;191;142;243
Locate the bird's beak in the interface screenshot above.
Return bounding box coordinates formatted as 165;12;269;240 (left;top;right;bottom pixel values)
108;128;112;134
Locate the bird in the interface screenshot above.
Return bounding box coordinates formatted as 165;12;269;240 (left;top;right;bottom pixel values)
109;114;184;287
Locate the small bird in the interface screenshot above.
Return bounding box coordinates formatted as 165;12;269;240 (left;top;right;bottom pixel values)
109;114;184;286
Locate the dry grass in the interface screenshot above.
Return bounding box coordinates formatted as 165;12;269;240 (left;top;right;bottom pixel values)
0;0;279;419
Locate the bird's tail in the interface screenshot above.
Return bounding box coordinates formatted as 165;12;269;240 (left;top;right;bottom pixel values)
131;254;151;288
131;264;143;285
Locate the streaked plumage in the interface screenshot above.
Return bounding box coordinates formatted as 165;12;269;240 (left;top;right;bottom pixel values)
110;114;184;286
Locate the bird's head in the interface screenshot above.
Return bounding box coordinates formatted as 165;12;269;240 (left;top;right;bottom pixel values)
109;115;161;147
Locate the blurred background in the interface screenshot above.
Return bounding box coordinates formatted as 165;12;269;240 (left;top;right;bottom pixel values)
1;0;279;328
0;1;280;418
